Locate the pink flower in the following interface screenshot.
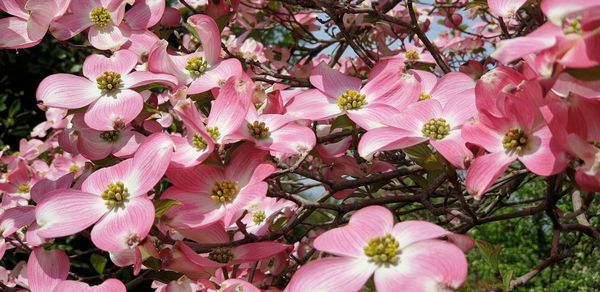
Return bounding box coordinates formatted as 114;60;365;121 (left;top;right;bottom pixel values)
237;197;296;237
162;143;274;229
566;133;600;191
286;61;402;130
37;49;177;131
487;0;527;18
49;0;130;50
34;133;174;252
462;97;568;198
285;206;468;292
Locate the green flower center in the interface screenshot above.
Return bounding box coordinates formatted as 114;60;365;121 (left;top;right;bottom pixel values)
206;127;220;140
192;133;208;151
502;128;528;153
208;247;234;263
89;7;111;28
99;130;120;143
69;165;79;173
101;181;129;207
96;71;122;93
210;180;239;204
17;183;30;193
421;118;450;140
338;89;367;111
405;50;420;60
252;210;266;224
247;121;270;140
563;17;582;35
364;234;400;266
185;57;209;78
418;92;432;101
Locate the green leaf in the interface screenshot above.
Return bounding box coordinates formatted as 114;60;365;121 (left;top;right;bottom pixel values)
475;240;503;273
8;99;21;117
502;269;514;291
330;115;355;132
565;66;600;81
142;257;161;270
154;199;181;219
150;271;184;283
90;253;107;276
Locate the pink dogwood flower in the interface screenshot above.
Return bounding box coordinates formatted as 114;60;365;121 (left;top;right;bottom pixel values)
487;0;527;18
285;206;468;292
0;0;69;48
35;133;174;252
37;49;177;131
162;143;274;229
462;97;568;198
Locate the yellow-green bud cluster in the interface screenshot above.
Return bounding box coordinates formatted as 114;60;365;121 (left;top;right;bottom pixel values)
206;127;220;140
405;50;420;60
100;130;120;143
210;180;238;204
422;118;450;140
338;90;367;111
247;121;270;140
185;57;209;78
502;127;528;153
364;234;400;266
89;7;111;28
418;92;432;101
96;71;122;93
192;133;208;151
252;210;266;224
208;247;234;264
17;183;30;193
563;17;582;35
101;181;129;207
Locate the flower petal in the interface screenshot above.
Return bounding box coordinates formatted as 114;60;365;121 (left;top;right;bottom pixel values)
391;221;451;248
124;0;165;30
36;74;100;109
88;23;131;51
83;49;138;80
126;132;174;196
53;278;126;292
309;62;362;98
285;89;340;121
285;257;375;292
84;89;143;131
27;247;69;292
187;14;222;66
465;151;514;199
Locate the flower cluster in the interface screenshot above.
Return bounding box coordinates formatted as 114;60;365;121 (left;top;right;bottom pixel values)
1;0;600;291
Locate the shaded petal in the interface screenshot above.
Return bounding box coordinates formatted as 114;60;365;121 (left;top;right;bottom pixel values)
430;131;473;169
83;49;138;80
391;221;451;247
91;197;155;252
127;132;174;196
285;257;375;292
49;12;92;40
122;71;178;89
0;205;35;237
346;103;401;131
223;182;268;227
36;74;99;109
0;17;42;49
310;62;362;98
124;0;165;30
82;159;134;194
358;127;425;159
461;120;504;153
519;126;568;176
187;58;243;94
161;187;224;229
258;123;316;154
35;189;106;238
84;89;143;131
27;247;69;292
231;242;289;264
187;14;222;66
285;89;339;121
53;278;126;292
488;0;527;18
88;23;131;50
491;36;556;65
465;152;514;199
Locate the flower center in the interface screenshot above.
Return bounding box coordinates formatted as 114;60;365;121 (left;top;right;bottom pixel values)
502;127;528;153
192;133;208;151
563;16;582;35
210;180;239;204
101;181;129;207
96;71;122;93
421;118;450;140
338;90;367;111
405;50;420;60
206;127;220;140
17;183;30;193
126;234;140;248
0;163;7;173
208;247;234;264
185;57;209;78
252;210;266;224
418;92;432;101
247;121;270;140
99;130;120;143
89;7;111;28
69;165;79;173
363;233;400;266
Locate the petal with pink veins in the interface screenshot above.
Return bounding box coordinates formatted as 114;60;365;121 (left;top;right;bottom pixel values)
0;206;35;237
285;257;375;292
461;120;504;153
36;74;100;109
491;36;556;65
541;0;599;25
187;14;222;66
167;164;224;193
124;0;165;30
285;89;340;121
0;17;42;49
518;126;568;176
88;23;131;51
346;103;401;131
49;12;92;41
430;131;473;169
187;58;244;94
223;182;268;227
83;49;138;80
126;133;173;196
488;0;527;18
310;62;362;98
84;89;143;131
27;247;69;292
231;242;289;264
91;197;155;252
161;187;225;229
358;127;424;159
52;278;126;292
391;221;451;248
35;189;107;238
122;71;178;89
465;151;515;199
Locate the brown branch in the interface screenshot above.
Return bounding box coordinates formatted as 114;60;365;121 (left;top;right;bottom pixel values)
406;0;451;73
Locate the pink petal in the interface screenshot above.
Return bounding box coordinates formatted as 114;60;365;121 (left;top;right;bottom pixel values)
223;182;268;227
518;126;568;176
35;189;106;238
309;62;362;98
491;36;556;65
49;12;92;40
124;0;165;30
231;242;289;264
82;158;134;195
0;17;42;49
461;120;504;153
389;99;442;134
431;72;475;107
25;0;57;41
207;77;252;142
170;135;213;169
465;151;515;199
122;71;177;89
84;89;143;131
36;74;100;109
27;247;69;292
487;0;527;18
285;257;375;292
358;127;424;159
76;128;118;161
412;69;438;94
167;164;224;193
346;103;401;131
0;205;35;237
187;14;222;66
374;240;467;292
88;23;131;50
285;89;340;121
377;71;421;109
161;187;224;229
225;144;272;186
187;58;244;94
127;132;173;196
31;173;75;203
83;49;138;80
0;0;28;19
91;197;155;252
53;278;126;292
314;205;393;257
220;279;261;292
541;0;598;25
258;123;316;154
391;221;451;247
430;131;473;169
147;40;188;84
